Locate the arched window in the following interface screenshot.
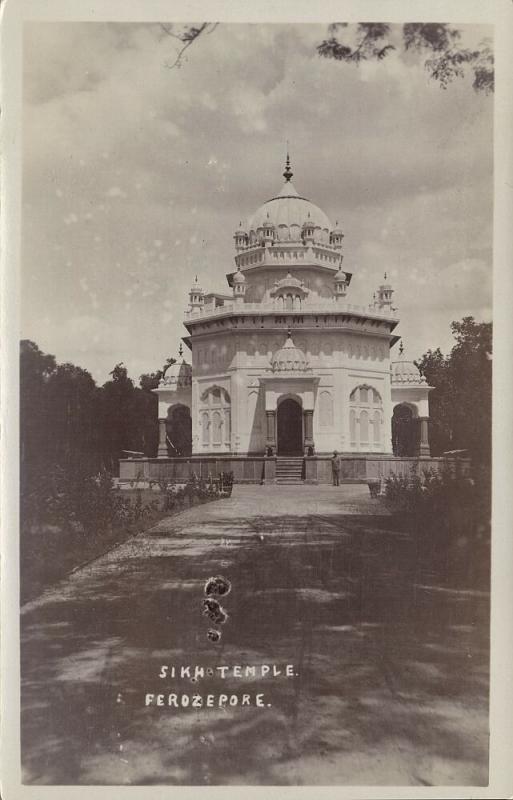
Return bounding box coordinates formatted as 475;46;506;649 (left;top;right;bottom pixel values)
349;385;383;452
201;412;209;446
199;386;231;450
360;410;369;443
350;409;356;446
319;391;334;428
212;411;222;445
373;411;381;444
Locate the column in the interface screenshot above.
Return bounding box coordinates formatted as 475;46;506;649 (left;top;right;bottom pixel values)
418;416;430;457
303;409;315;455
157;418;168;458
265;410;276;456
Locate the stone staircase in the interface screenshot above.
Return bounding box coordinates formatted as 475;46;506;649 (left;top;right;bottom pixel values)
275;456;304;484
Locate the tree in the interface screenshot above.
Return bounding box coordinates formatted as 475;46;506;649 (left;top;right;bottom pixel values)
139;356;176;391
416;317;492;461
318;23;494;93
20;340;57;475
159;22;494;93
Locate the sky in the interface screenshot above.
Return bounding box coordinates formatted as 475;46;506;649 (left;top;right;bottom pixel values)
21;22;493;384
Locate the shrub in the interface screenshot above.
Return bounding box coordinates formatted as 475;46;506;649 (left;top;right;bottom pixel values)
383;463;491;588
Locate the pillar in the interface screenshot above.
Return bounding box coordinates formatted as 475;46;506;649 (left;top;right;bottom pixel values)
418;416;430;457
157;418;168;458
304;409;315;456
265;410;276;456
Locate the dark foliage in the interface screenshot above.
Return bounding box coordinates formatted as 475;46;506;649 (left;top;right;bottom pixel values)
20;466;230;602
159;21;494;93
317;23;493;93
20;340;170;477
383;464;491;589
415;317;492;461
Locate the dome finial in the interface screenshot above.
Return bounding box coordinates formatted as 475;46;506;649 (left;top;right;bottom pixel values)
283;143;293;182
179;342;183;359
399;339;404;356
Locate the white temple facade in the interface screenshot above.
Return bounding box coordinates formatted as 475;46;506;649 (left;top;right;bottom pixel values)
154;156;432;460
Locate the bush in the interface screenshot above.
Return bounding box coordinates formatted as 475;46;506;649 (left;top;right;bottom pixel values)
21;465;154;534
383;464;491;589
383;464;485;520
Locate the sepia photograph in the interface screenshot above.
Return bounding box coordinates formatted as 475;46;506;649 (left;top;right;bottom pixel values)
2;2;512;796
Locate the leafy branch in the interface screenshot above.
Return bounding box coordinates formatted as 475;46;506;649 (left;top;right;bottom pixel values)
160;22;219;69
318;23;494;93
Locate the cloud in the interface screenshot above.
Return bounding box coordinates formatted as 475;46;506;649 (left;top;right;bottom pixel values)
21;22;493;383
106;186;127;198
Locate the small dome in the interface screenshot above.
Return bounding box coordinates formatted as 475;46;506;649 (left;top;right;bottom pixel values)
271;333;309;373
380;272;392;290
391;359;426;385
159;357;192;389
334;268;346;282
233;269;246;284
190;275;203;293
331;221;343;235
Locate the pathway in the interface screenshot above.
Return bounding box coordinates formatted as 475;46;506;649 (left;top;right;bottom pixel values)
21;485;489;786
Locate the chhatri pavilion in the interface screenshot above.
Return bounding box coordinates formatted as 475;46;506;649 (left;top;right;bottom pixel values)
122;156;434;484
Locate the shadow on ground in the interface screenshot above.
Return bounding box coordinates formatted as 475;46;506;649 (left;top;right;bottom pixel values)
21;486;489;786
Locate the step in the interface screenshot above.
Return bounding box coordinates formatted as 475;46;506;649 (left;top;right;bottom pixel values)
276;469;303;474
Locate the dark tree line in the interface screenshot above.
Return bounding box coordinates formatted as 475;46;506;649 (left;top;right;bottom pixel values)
20;340;174;482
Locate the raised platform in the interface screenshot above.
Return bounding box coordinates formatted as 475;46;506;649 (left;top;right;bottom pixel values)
118;454;469;486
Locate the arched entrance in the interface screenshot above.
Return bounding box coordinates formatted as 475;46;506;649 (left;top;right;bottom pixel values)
392;403;418;456
166;404;192;456
277;398;303;455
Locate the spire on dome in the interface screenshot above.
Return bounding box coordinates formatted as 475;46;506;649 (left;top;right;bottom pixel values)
399;340;404;357
283;146;293;182
179;342;183;359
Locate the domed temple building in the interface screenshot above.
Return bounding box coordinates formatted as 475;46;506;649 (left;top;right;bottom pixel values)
121;156;435;484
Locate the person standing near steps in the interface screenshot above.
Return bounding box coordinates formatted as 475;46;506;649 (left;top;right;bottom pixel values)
331;450;341;486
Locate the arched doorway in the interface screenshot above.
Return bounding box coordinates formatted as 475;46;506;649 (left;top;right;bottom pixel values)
166;404;192;456
392;403;418;456
277;398;303;455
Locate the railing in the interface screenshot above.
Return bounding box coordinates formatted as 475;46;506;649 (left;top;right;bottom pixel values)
185;299;398;321
234;242;343;269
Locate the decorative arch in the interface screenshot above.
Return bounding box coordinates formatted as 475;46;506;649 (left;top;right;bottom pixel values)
277;395;303;455
165;403;192;456
349;385;384;451
198;384;231;450
392;402;419;456
200;385;231;405
277;392;303;408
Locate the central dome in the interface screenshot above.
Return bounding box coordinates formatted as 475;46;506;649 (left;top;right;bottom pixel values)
247;164;332;244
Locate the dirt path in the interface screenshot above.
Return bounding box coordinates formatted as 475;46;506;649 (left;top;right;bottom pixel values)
21;485;489;786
